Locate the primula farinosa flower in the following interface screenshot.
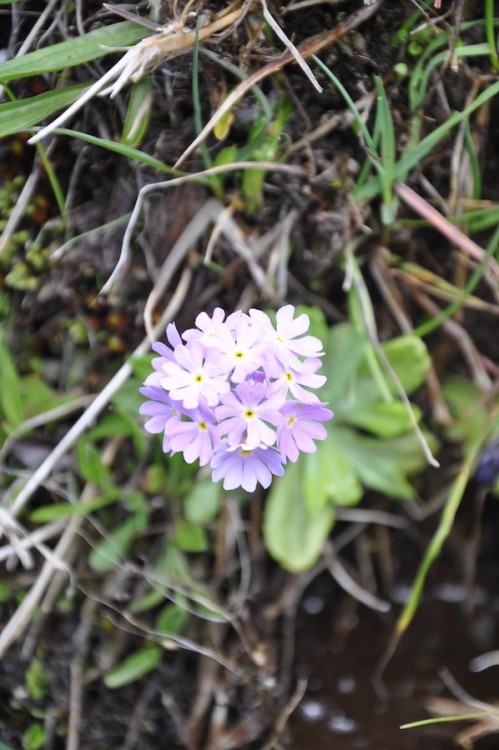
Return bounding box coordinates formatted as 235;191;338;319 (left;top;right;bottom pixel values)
159;341;230;408
211;443;285;492
215;382;284;449
140;305;333;492
277;402;332;463
165;401;218;467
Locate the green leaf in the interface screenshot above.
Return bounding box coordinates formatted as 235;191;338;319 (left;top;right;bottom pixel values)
121;78;153;147
22;724;45;750
339;427;418;499
356;79;499;201
0;85;87;138
340;401;421;437
442;376;491;444
323;323;366;404
155;604;189;635
0;330;24;429
20;373;76;417
302;448;330;513
184;479;221;524
175;520;208;552
53;127;180;176
89;515;147;572
264;461;335;572
356;335;431;398
0;22;150;83
25;659;49;700
76;438;111;487
29;492;119;523
315;429;363;507
104;645;162;689
302;433;362;512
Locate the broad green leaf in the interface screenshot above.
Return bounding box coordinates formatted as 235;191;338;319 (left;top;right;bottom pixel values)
264;461;335;572
20;374;75;417
339;428;417;499
0;22;150;83
315;429;363;507
442;376;491;443
323;323;366;404
0;85;87;138
340;401;421;438
89;515;147;572
175;520;208;553
302;432;362;512
356;335;430;398
104;645;162;688
184;479;221;524
302;447;330;514
155;604;189;635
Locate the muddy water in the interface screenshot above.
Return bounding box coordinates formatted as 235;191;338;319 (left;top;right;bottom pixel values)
289;551;499;749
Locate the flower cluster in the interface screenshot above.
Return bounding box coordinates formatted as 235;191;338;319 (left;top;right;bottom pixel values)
140;306;333;492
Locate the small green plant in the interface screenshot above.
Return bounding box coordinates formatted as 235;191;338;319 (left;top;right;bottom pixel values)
263;305;435;571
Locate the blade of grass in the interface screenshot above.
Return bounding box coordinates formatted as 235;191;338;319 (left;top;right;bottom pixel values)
36;141;67;222
45;128;184;177
0;22;150;83
394;432;486;639
401;714;492;730
192;21;222;197
0;84;88;138
356;79;499;201
375;76;397;224
412;43;490;111
312;55;376;152
485;0;499;70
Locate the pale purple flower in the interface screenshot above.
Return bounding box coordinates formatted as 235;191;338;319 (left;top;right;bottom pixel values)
140;306;333;492
277;401;333;462
250;305;323;368
183;308;226;344
211;443;285;492
267;357;326;403
215;382;284;448
139;385;182;453
160;341;229;409
151;322;182;362
165;402;218;466
208;313;265;382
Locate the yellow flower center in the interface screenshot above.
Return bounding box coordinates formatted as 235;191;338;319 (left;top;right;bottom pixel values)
194;373;203;383
234;350;244;359
244;409;256;420
239;449;253;456
198;420;208;431
285;371;294;382
287;415;296;427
